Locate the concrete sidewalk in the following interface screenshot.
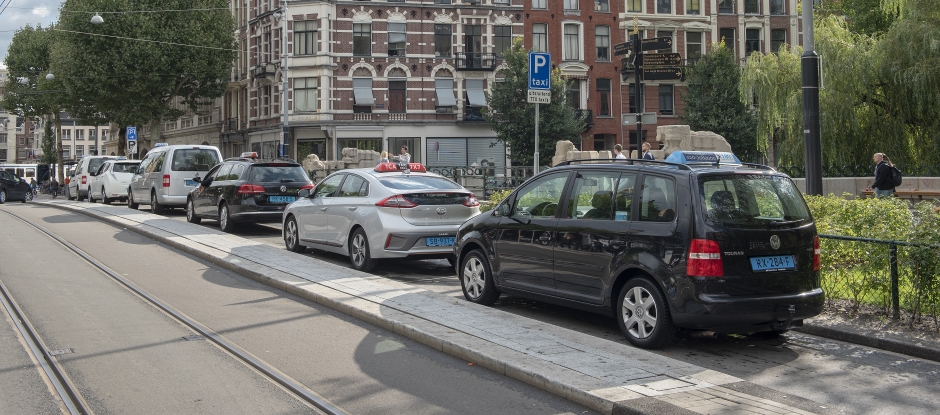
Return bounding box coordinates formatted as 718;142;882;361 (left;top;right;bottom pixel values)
39;201;837;415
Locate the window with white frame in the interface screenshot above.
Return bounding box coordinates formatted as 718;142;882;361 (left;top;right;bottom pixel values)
597;79;611;116
62;145;71;159
294;20;318;55
718;0;734;14
435;25;452;57
657;0;672;14
659;85;674;115
567;79;581;109
76;129;85;140
61;129;71;141
563;23;581;61
564;0;578;11
0;133;6;144
627;0;642;12
532;0;547;8
595;0;609;12
686;0;700;15
745;28;761;55
596;26;610;61
771;29;786;53
102;129;109;140
771;0;786;14
494;26;512;58
533;24;548;52
76;146;84;158
686;32;703;63
295;77;318;112
388;22;406;56
745;0;760;14
354;23;371;56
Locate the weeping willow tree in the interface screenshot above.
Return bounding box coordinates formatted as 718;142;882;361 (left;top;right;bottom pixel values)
742;0;940;168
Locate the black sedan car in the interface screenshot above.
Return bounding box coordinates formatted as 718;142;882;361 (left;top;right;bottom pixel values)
185;153;314;232
453;152;823;349
0;170;32;204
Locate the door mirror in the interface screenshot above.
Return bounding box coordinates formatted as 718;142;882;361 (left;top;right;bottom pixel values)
298;189;310;198
192;176;202;183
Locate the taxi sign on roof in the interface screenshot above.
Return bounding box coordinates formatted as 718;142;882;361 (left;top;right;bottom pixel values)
665;151;741;165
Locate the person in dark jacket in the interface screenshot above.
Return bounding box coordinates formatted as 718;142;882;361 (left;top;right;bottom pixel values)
642;142;655;160
871;153;895;197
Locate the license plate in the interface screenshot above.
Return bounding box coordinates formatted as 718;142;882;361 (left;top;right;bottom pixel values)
750;255;796;272
427;237;456;247
185;180;197;187
269;196;296;203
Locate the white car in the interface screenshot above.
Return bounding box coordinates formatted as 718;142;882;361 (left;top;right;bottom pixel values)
89;159;141;204
282;162;481;272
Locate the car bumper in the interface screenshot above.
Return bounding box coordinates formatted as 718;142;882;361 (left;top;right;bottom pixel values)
371;227;460;259
156;194;188;207
671;288;825;332
230;210;285;223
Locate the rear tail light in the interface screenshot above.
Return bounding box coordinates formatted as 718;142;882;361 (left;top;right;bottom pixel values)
162;174;170;187
463;194;480;207
812;235;821;271
375;195;418;208
81;175;87;185
299;183;314;190
687;239;724;277
237;184;265;196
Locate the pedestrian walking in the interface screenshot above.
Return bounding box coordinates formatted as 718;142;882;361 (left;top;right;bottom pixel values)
49;177;59;198
642;142;655;160
871;152;895;197
613;144;627;160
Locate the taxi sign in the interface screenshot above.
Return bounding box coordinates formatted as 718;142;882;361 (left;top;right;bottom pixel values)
240;152;259;158
664;151;741;165
154;142;168;147
375;162;427;173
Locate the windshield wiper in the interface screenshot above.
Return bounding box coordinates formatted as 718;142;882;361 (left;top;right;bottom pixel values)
768;219;802;227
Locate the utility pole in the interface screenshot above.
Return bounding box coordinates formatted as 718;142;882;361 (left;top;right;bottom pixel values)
631;18;642;157
279;7;290;158
802;1;822;195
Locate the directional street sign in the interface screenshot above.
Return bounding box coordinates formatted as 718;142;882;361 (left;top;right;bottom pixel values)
527;89;551;104
613;41;633;57
641;36;674;51
638;53;682;66
528;52;551;90
622;112;659;126
642;67;683;81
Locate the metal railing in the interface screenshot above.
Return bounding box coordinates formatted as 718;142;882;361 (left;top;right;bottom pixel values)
778;164;940;178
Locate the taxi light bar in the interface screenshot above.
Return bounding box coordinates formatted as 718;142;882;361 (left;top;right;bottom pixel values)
374;162;427;173
687;239;724;277
240;152;259;158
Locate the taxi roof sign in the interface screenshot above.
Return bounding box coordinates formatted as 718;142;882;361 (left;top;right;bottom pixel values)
375;162;427;173
664;151;741;165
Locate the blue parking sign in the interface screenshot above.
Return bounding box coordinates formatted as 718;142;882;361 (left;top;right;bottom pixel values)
126;126;137;141
528;52;551;90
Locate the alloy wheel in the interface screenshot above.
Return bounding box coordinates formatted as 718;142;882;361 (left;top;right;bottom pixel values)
285;219;299;250
351;233;366;266
462;257;486;300
621;286;658;339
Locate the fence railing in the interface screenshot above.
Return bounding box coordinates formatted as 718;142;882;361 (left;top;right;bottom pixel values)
778;164;940;178
819;234;940;326
307;165;548;198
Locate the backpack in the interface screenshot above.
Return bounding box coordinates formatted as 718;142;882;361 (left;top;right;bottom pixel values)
890;165;903;188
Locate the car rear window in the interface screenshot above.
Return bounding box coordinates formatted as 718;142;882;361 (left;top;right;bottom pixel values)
171;149;220;171
249;165;309;182
112;163;139;173
699;174;812;228
378;175;461;190
87;158;114;174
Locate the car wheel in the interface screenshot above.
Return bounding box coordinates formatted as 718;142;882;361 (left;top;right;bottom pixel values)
284;216;305;253
67;186;75;200
219;203;236;232
349;228;377;272
23;191;32;203
127;189;139;209
150;191;164;214
88;187;96;203
77;187;86;201
459;249;500;305
101;187;111;205
617;278;677;349
0;189;6;204
186;198;201;224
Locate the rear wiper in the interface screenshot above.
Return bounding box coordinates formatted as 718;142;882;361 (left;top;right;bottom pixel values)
767;219;802;227
280;179;296;182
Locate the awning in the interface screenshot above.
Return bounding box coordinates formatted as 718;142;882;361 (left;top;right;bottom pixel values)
435;78;456;107
353;78;374;106
466;79;486;107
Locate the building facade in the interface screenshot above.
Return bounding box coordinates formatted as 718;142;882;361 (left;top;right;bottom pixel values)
33;113;111;163
223;0;524;169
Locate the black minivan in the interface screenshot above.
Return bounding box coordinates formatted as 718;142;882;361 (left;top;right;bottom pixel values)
453;154;823;349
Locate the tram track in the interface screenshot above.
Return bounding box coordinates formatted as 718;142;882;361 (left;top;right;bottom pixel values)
0;208;348;415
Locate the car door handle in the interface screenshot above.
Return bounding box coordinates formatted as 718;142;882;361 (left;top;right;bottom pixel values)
347;207;358;211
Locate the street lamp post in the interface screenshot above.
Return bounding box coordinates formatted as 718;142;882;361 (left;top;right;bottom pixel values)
276;8;289;158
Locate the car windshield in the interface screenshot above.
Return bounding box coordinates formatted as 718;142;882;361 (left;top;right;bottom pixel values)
88;158;113;174
249;165;309;182
171;149;220;171
699;174;812;228
378;175;461;190
112;163;140;173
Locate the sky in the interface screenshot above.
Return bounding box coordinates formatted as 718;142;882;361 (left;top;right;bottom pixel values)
0;2;61;69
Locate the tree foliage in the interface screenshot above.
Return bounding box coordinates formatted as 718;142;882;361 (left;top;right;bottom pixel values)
54;0;236;148
483;37;585;167
40;117;58;165
679;42;758;162
819;0;897;36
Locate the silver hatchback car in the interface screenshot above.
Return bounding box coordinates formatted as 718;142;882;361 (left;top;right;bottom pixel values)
282;163;481;271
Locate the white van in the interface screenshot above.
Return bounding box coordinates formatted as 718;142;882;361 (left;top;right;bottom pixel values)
66;156;120;201
128;144;222;213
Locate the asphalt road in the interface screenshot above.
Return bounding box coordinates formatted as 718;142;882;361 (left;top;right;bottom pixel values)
0;203;595;415
150;203;940;415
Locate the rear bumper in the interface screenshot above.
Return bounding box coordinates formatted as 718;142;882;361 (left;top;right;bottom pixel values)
372;228;459;259
156;194;188;207
230;210;285;223
672;288;825;333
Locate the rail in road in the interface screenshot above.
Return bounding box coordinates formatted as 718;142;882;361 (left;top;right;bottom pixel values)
0;209;344;415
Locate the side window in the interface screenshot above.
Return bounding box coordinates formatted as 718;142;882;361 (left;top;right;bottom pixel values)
639;175;677;222
213;164;234;181
138;154;155;174
511;172;569;219
339;174;368;197
614;173;637;221
203;164;222;181
313;174;344;198
566;171;621;220
96;163;108;175
230;164;246;181
152;153;167;172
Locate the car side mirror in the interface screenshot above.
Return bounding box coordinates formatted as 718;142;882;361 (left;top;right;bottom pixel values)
298;189;310;198
193;176;201;183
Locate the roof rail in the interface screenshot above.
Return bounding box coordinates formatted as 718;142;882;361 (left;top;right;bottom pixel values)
553;158;693;171
682;161;777;172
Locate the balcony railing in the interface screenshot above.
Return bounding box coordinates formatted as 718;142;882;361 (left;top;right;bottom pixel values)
251;63;278;84
454;52;499;71
576;109;593;131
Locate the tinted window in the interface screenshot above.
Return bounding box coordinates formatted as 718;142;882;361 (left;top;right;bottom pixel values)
249;165;309;182
313;174;344;198
338;175;369;197
378;175;461;190
566;171;621;220
639;175;677;222
87;158;114;174
213;164;234;180
230;164;246;180
113;163;140;173
152;153;167;172
171;149;220;171
700;174;812;228
512;172;569;219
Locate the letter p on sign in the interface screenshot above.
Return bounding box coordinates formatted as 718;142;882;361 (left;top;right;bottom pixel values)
528;52;551;91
